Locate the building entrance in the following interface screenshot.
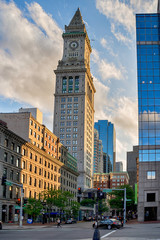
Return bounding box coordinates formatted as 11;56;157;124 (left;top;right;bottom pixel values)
144;207;157;221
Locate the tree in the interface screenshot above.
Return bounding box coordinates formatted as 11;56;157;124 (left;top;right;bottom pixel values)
24;198;43;221
98;200;109;214
80;199;96;207
108;185;135;211
71;201;80;218
40;189;75;220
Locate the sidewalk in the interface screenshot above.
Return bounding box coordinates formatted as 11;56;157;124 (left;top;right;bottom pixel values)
2;222;58;230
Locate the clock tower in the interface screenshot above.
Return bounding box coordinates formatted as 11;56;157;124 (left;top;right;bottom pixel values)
53;8;96;190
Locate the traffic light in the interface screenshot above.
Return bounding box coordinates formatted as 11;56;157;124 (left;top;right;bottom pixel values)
23;198;28;206
97;188;106;199
1;175;6;185
16;198;21;206
78;187;82;194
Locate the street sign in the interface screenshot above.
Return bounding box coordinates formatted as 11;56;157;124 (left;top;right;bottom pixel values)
6;181;12;186
103;189;112;193
126;199;132;201
15;206;24;210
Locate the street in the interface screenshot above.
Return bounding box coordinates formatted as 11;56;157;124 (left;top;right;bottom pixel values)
0;221;160;240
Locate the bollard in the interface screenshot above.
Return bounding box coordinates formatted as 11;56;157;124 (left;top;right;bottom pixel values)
93;227;101;240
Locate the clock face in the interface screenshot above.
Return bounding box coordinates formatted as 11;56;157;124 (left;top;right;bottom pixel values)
69;41;79;49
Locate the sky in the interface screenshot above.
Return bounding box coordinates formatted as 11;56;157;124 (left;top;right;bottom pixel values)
0;0;158;170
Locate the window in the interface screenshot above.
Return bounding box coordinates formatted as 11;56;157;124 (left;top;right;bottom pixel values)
68;76;73;93
54;166;57;172
22;174;25;183
66;128;71;132
60;134;64;139
34;179;37;187
34;132;36;138
67;104;72;109
11;142;14;151
16;158;20;167
74;109;78;114
73;115;78;120
30;120;33;126
61;115;65;120
61;110;65;114
17;146;20;153
39;168;42;175
147;171;156;179
60;122;65;126
66;140;71;145
66;134;71;138
73;146;77;151
60;128;65;132
30;129;33;135
62;77;67;93
34;123;37;129
74;103;78;108
73;121;77;126
74;97;78;102
22;149;26;156
30;164;32;172
66;121;71;126
73;127;77;132
67;109;72;114
44;171;46;177
68;97;72;102
34;166;37;174
29;177;32;185
4;152;7;162
30;152;32;159
61;104;65;109
75;76;79;92
22;161;25;169
61;97;66;102
10;170;13;180
11;155;14;164
4;139;8;147
35;155;37;162
147;193;155;202
16;172;20;182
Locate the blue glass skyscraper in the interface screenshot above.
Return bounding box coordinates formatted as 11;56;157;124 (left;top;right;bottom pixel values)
94;120;116;172
136;1;160;221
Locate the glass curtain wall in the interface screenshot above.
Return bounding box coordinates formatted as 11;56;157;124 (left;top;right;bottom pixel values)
136;13;160;162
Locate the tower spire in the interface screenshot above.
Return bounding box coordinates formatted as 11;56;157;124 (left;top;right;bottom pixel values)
65;8;86;33
158;0;160;13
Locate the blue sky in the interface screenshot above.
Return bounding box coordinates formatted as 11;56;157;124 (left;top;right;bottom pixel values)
0;0;158;169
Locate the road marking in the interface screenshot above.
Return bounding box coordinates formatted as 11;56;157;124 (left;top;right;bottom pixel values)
101;230;116;239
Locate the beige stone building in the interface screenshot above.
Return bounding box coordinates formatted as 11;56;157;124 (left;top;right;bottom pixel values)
53;8;95;190
0;108;79;202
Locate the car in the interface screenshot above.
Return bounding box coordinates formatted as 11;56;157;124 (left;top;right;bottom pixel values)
65;218;76;224
93;219;122;230
0;221;2;230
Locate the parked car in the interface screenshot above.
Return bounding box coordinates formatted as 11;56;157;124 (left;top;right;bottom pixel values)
93;219;122;230
0;221;2;230
65;218;76;224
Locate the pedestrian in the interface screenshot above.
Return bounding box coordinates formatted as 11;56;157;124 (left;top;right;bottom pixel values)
57;218;61;227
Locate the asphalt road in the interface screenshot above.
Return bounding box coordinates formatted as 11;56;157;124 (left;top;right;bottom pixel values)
0;221;160;240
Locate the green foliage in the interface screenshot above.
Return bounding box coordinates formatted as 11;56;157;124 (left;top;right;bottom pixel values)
71;201;80;218
108;185;135;210
24;198;43;221
80;199;96;207
40;189;77;219
98;200;109;214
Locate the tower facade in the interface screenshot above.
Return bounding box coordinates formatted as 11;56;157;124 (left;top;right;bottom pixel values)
93;129;103;174
136;1;160;221
94;120;116;172
53;9;95;189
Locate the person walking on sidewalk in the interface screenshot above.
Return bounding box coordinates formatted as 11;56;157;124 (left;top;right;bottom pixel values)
57;218;61;227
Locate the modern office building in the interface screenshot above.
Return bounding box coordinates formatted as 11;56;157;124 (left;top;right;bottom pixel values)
94;120;116;172
136;0;160;221
93;129;103;174
53;8;95;190
116;161;123;172
127;146;139;189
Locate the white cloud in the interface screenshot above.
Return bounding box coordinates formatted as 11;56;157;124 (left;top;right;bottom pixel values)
100;37;118;57
92;49;124;81
96;0;135;33
94;77;138;170
96;0;157;44
0;1;63;114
